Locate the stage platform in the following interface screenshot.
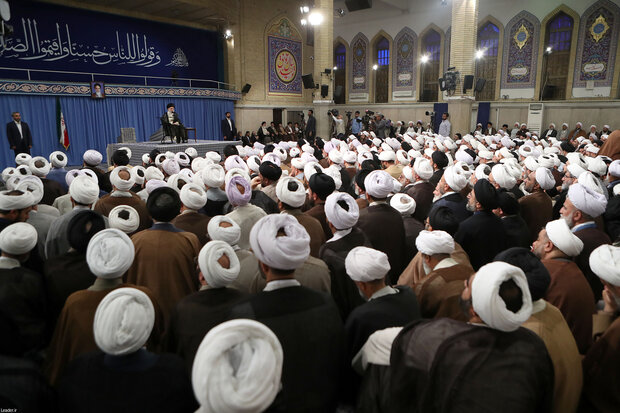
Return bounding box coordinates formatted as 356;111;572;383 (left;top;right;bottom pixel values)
106;140;231;167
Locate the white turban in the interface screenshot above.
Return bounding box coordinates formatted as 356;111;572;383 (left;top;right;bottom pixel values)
191;157;211;173
192;319;283;413
207;215;241;246
491;164;516;190
175;152;191;168
524;157;539;172
303;162;322;182
14;165;32;177
567;163;586;179
415;230;454;256
365;170;394;199
185;147;198;158
108;205;140;234
110;166;135;191
249;214;310;271
325;191;359;230
578;171;606;196
162;159;180;176
390;193;416;216
201;164;226;189
86;228;135;279
28;157;51;177
199;240;241;288
568;182;607;217
146;179;166;194
537;155;554;169
246;155;261;173
345;246;390;282
206;151;221;163
49;151;68;168
93;287;154;356
545;219;583;257
180;183;207;210
289;147;301;158
455;150;474;165
589;245;620;287
378;151;396;162
224;168;251;188
443;165;468;191
587;157;607;177
118;146;132;160
329;150;344;165
15;153;32;166
83;150;103;166
413;158;433;180
535;168;555;190
69;175;100;205
15;176;44;205
609;160;620;177
323;166;342;190
0;189;34;210
275;176;306;208
262;153;281;167
472;262;533;332
224;155;248;172
475;164;491;180
0;222;37;255
145;166;165;182
131;166;146;185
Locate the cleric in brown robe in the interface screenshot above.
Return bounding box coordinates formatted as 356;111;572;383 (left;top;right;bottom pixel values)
171;183;211;246
125;187;201;318
305;172;335;240
93;166;152;232
413;230;472;321
398;206;473;289
519;169;554;242
46;228;162;385
532;219;596;354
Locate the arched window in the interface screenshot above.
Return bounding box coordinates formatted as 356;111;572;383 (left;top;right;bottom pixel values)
475;22;499;101
374;36;390;103
543;13;573;100
421;30;441;102
334;43;346;104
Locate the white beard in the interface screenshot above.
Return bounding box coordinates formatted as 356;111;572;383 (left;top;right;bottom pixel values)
423;262;432;275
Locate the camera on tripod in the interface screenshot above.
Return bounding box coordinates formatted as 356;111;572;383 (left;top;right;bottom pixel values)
327;109;339;117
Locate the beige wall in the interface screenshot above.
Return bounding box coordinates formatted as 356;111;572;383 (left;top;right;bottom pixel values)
233;0;315;118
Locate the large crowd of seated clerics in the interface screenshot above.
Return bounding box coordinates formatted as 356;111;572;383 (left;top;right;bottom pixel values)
0;123;619;412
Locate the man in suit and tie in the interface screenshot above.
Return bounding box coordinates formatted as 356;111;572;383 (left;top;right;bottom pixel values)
7;112;33;157
221;111;237;141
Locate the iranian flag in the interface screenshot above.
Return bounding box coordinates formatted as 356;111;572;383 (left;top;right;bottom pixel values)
56;97;69;150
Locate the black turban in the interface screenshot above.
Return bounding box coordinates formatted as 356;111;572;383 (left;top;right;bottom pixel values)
263;144;275;154
259;161;282;181
309;172;335;200
223;145;238;158
401;142;412;152
474;179;498;210
67;210;106;253
166;103;175;109
431;151;448;168
147;187;181;222
494;247;550;301
428;206;459;236
149;149;161;163
497;190;520;215
111;150;130;166
355;169;372;192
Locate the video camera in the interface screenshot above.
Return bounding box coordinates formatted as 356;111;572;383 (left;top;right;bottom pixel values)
327;109;339;117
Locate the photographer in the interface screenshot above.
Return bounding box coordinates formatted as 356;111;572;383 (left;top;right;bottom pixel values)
330;111;346;140
351;111;363;136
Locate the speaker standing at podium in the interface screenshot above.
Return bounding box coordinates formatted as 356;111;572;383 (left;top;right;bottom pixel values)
221;111;237;141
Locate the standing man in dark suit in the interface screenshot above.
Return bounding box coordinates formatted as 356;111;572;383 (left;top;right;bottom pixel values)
305;109;316;142
221;111;236;141
7;112;33;157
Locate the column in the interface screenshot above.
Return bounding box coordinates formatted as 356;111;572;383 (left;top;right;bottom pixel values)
447;0;479;136
312;0;334;140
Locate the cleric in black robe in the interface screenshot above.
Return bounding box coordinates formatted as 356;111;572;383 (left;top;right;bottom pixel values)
228;214;344;412
455;179;508;270
343;247;420;361
497;190;532;249
389;262;554;413
0;222;48;358
165;240;248;370
320;191;371;321
44;211;105;326
57;288;196;413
